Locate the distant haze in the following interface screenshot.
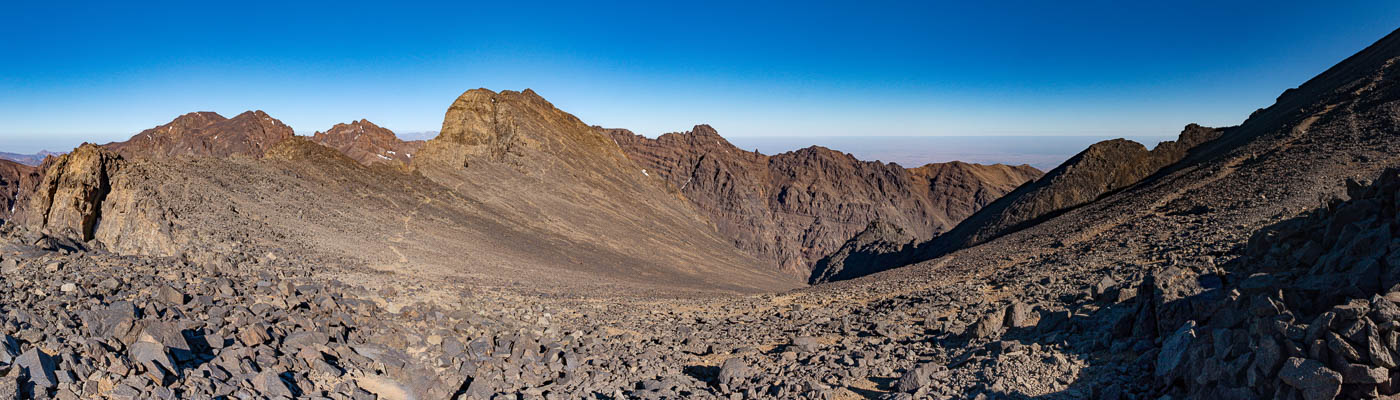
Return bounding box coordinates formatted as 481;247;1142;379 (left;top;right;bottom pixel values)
0;132;1174;171
727;136;1176;171
394;131;439;142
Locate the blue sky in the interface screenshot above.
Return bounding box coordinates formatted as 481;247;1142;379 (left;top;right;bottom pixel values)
2;1;1398;153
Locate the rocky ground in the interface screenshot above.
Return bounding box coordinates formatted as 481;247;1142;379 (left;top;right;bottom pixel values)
0;219;1109;400
0;168;1388;400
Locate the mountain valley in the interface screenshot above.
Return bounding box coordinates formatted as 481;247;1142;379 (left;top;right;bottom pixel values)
2;24;1399;400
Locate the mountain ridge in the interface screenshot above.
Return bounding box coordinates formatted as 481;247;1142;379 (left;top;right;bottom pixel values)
608;124;1041;277
310;119;424;166
104;110;295;159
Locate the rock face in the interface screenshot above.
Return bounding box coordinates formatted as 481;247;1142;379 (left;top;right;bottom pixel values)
607;125;1040;277
0;159;39;224
310;119;424;166
919;123;1223;258
105;110;294;158
16;144;178;254
17;144;121;241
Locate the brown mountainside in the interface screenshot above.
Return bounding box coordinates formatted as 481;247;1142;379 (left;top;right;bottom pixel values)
413;89;796;292
21;88;799;295
607;124;1041;277
105;110;294;158
310;119;424;166
0;159;39;224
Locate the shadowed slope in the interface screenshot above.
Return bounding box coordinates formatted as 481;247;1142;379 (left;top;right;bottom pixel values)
923;123;1225;257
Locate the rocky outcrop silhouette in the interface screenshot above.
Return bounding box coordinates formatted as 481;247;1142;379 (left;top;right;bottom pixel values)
310;119;424;166
608;125;1040;277
105;110;294;158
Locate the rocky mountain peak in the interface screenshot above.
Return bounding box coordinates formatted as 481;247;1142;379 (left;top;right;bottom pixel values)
105;110;294;159
168;111;227;126
411;88;796;292
419;88;630;172
310;119;423;166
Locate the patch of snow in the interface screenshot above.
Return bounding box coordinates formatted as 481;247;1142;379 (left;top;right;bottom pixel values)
642;169;649;177
377;154;391;160
386;151;397;155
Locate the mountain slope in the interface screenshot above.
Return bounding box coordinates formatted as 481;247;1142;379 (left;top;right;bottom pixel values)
21;89;799;295
608;125;1040;277
811;124;1224;283
922;123;1224;257
105;110;294;158
310;119;425;166
782;25;1400;399
412;89;797;292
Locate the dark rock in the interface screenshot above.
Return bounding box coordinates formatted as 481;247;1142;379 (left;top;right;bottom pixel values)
1279;358;1342;400
13;348;57;389
717;358;752;387
130;341;177;383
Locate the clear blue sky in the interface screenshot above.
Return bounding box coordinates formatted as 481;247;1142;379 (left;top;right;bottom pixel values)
2;1;1398;153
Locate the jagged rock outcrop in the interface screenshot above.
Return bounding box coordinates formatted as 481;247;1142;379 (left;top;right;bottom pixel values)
17;144;177;253
0;159;39;224
920;123;1224;257
310;119;424;166
608;125;1040;277
105;110;294;158
19;144;121;241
